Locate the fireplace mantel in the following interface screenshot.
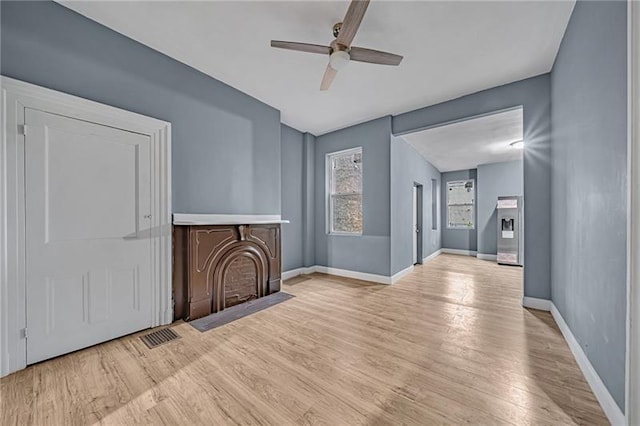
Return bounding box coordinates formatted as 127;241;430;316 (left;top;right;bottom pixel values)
173;213;289;225
172;215;287;321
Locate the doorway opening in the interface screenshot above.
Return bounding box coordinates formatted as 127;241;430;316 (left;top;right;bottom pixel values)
413;184;423;265
397;106;525;290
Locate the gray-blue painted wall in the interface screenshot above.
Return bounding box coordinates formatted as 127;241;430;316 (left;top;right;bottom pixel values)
477;160;523;255
0;0;281;215
281;125;305;271
281;126;316;272
390;137;441;275
303;133;317;268
314;117;392;276
394;75;552;300
550;0;627;410
441;169;478;252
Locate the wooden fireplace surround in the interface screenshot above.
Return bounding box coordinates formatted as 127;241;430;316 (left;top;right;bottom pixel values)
173;222;282;321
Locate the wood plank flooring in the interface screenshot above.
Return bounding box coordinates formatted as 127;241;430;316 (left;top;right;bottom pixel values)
1;254;608;425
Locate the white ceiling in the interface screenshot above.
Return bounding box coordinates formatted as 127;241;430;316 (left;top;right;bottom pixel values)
402;107;523;172
59;1;574;136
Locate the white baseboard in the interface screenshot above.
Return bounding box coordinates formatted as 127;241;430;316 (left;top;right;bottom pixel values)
522;297;552;311
422;249;442;263
477;253;498;261
389;249;445;284
314;265;392;285
284;249;444;285
304;249;445;286
391;265;414;284
521;298;624;424
284;249;448;286
550;304;625;425
282;268;301;281
281;266;316;281
439;249;495;261
442;248;477;256
283;265;394;285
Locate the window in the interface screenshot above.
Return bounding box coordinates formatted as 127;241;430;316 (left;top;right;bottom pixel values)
327;147;363;234
447;179;475;229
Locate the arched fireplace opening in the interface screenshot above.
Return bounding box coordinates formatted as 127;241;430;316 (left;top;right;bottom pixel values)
173;223;282;321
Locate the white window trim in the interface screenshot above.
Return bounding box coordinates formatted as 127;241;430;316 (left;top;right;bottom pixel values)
326;147;363;236
446;179;475;230
0;76;172;377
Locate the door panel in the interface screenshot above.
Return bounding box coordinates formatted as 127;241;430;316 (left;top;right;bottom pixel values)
45;126;142;242
25;108;153;364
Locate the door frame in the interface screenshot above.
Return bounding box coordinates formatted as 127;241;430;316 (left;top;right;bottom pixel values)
0;76;172;377
413;183;423;264
627;0;639;423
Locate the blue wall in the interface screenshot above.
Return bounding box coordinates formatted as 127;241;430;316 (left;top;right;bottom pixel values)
550;0;627;410
441;169;478;252
394;75;552;300
477;160;524;255
390;137;441;275
281;126;316;272
314;117;392;276
281;125;305;271
302;133;316;268
1;0;282;215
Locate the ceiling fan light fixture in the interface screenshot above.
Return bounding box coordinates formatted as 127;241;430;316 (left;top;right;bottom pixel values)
270;0;402;90
329;50;350;71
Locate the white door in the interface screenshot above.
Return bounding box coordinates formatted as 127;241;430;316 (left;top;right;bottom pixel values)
25;108;153;364
412;186;418;264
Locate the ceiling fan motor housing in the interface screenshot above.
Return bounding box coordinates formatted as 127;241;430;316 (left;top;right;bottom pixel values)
329;39;349;54
332;22;342;38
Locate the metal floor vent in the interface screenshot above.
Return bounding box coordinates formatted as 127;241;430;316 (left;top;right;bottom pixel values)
140;328;180;349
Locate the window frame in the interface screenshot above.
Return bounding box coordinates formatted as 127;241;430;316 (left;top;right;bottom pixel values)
446;179;475;230
326;147;363;236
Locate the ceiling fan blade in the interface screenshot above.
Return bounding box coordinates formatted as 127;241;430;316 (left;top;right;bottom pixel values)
320;64;338;91
336;0;370;48
271;40;331;55
350;47;403;66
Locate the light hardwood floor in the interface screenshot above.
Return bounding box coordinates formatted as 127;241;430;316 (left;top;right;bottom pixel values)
1;254;608;425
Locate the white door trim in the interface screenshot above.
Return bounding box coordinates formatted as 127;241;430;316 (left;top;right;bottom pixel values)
627;1;639;423
412;185;418;264
0;76;172;377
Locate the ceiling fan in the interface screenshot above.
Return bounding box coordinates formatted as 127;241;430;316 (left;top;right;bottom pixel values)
270;0;403;91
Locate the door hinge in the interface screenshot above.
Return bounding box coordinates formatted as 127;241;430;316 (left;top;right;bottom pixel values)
21;328;27;339
18;124;27;136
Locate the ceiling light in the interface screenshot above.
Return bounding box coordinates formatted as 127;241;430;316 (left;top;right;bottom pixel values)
510;140;524;149
329;50;350;71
